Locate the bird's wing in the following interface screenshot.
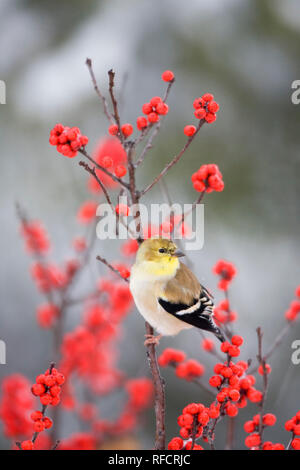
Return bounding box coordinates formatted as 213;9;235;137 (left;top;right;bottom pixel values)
157;262;224;341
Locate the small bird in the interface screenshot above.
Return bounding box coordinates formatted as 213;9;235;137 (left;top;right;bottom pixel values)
129;238;225;345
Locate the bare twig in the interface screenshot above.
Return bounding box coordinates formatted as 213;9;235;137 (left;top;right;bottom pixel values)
140;119;206;197
85;58;113;124
96;255;129;283
108;69;123;143
79;161;114;211
256;327;269;449
79;147;130;190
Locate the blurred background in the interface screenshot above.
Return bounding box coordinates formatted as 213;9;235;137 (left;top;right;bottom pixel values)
1;0;300;450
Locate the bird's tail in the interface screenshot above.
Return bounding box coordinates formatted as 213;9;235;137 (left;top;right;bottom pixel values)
213;325;226;343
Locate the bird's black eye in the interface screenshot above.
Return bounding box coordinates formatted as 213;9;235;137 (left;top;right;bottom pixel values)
159;248;166;253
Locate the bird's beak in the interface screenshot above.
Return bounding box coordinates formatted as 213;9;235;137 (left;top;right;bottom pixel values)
173;249;185;258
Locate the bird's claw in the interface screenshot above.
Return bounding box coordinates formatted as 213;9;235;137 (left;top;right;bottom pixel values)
144;334;162;346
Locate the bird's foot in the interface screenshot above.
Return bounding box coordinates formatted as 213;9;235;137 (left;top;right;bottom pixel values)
144;334;162;346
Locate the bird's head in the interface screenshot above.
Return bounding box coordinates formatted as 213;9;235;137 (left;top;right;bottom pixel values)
136;238;185;266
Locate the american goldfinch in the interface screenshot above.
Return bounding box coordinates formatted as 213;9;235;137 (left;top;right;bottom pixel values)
130;238;225;345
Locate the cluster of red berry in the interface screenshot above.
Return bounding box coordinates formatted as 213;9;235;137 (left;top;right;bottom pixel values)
183;94;220;137
213;259;237;291
140;96;169;126
49;124;88;158
17;367;65;450
168;403;210;450
191;164;224;194
193;93;219;123
285;285;300;321
31;366;65;406
244;413;279;449
285;411;300;449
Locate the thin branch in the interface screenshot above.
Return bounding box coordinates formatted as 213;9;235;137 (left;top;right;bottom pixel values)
79;147;130;190
79;161;114;210
96;255;129;283
140;119;206;197
145;322;166;450
85;58;113;124
108;69;123;143
256;327;269;449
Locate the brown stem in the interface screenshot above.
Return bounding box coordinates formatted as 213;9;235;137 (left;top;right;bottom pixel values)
85;58;113;124
145;322;166;450
79;147;130;190
108;69;124;143
256;327;269;449
140;119;205;197
96;255;129;283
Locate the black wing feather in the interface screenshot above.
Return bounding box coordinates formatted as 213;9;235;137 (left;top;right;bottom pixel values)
158;297;225;342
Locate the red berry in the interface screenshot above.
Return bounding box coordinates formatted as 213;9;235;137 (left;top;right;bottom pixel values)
50;385;61;397
142;102;152;114
291;438;300;450
136;116;148;130
55;373;65;385
21;440;34;450
168;437;183;450
231;335;243;346
156;102;169;115
101;156;113;168
33;420;45;432
43;417;53;429
30;410;43;421
207;101;220;113
194;108;206;119
228;389;240;402
244;420;255;433
40;393;52;406
184;125;196;137
226;403;238;417
202;93;214;102
202;338;215;351
115;165;127;178
258;363;271;375
148;112;160;123
150;96;162;107
205;113;217;124
245;433;261;448
220;341;230;353
121;123;133;138
108;124;119;136
263;413;276;426
31;384;46;396
162;70;174;82
193;97;204;109
209;375;222;388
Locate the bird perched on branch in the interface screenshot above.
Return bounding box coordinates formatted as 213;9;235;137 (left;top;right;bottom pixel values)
130;238;225;345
